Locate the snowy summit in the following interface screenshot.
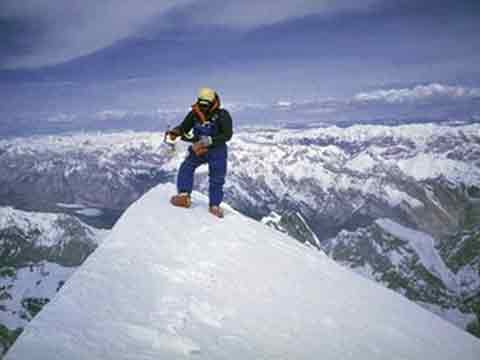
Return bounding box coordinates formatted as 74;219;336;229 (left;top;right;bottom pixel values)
5;184;480;359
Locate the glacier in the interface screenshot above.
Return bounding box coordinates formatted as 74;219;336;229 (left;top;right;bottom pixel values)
5;183;480;359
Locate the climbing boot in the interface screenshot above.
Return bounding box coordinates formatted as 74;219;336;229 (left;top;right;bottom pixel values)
209;205;224;218
170;193;191;208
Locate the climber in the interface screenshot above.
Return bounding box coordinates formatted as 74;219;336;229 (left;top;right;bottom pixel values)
166;87;233;218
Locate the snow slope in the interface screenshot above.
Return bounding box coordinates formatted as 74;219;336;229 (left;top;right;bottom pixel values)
0;262;75;329
5;184;480;359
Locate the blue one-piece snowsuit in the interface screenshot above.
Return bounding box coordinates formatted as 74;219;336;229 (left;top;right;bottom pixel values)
175;108;233;206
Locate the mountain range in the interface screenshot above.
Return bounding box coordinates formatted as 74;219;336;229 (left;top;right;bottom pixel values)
0;122;479;351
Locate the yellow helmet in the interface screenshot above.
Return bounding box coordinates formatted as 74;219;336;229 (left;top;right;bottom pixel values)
197;87;216;105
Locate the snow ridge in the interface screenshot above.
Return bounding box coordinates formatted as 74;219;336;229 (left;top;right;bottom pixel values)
6;184;480;359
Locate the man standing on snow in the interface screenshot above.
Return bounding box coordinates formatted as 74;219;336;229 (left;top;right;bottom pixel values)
166;87;233;218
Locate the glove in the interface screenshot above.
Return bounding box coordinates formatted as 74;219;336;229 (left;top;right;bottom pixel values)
192;142;208;157
166;128;181;141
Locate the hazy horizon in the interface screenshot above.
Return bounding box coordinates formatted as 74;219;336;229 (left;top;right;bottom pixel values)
1;0;479;136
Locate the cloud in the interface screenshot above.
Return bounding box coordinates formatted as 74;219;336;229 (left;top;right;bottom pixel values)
353;83;480;104
182;0;379;29
94;109;130;121
0;0;192;69
0;0;380;69
46;113;77;123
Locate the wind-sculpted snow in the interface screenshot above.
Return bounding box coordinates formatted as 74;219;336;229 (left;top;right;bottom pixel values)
5;184;480;359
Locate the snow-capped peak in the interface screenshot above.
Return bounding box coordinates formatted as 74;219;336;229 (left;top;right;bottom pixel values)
6;184;479;359
0;207;105;247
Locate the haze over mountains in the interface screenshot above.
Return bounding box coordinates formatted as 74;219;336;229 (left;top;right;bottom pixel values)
1;81;479;138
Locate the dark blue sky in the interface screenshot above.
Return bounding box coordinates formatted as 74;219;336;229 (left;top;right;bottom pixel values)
0;0;479;135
